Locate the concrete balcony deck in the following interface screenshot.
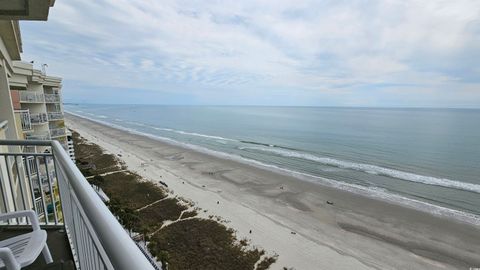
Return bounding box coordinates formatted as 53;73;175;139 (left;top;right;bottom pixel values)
0;226;74;270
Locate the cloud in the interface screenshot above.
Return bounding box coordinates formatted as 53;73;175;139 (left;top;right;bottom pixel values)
18;0;480;107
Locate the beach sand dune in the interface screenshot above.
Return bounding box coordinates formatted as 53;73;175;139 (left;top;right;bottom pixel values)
66;114;480;270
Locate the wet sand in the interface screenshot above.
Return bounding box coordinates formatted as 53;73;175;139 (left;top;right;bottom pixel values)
66;113;480;270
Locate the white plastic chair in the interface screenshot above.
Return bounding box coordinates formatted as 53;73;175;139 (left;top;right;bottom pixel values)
0;210;53;270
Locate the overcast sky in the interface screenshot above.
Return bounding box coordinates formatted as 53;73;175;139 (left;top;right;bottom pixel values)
20;0;480;107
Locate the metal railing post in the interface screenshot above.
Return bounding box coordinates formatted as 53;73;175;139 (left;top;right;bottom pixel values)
23;156;38;215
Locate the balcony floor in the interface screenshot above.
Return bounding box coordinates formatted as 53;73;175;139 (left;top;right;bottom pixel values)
0;226;75;270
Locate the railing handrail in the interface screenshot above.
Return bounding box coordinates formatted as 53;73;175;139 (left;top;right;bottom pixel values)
14;109;30;113
0;140;155;270
51;140;155;270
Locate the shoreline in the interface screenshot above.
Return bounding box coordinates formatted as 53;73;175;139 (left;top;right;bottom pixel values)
66;113;480;269
65;111;480;226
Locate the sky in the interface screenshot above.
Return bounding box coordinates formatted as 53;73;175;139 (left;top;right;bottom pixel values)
20;0;480;107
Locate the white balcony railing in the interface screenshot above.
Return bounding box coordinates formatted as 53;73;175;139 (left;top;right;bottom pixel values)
26;131;51;141
30;112;49;124
50;128;66;138
14;109;32;131
19;91;45;103
0;140;155;270
45;94;60;103
47;112;64;121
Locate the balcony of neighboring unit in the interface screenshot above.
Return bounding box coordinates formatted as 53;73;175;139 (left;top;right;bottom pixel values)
48;112;64;121
0;0;55;21
26;131;51;141
30;112;49;125
19;91;45;103
45;94;61;103
23;145;37;153
50;128;66;138
0;140;157;270
14;109;33;131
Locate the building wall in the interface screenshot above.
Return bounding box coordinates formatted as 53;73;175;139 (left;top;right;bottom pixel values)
10;89;20;109
0;59;20;141
0;0;57;215
0;120;13;212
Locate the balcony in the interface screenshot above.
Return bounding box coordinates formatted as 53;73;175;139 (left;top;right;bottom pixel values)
30;113;49;125
49;128;66;138
14;109;32;131
0;140;156;270
47;112;64;121
26;131;51;141
19;91;45;103
44;94;60;103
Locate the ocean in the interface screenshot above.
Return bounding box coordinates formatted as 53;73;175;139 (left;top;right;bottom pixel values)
65;105;480;224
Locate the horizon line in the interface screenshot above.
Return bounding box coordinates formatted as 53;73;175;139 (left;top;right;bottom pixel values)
63;103;480;110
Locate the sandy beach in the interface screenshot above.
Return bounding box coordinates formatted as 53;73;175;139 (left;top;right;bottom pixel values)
66;113;480;270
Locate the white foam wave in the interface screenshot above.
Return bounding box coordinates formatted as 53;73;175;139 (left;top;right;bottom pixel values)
65;111;480;226
171;130;236;142
112;120;235;142
153;127;173;131
243;146;480;194
151;127;236;141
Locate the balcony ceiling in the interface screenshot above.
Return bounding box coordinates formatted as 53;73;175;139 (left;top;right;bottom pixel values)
0;0;55;20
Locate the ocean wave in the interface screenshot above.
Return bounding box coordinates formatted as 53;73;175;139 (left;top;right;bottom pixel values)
240;140;299;151
243;146;480;194
65;111;480;226
240;140;274;147
172;130;237;141
150;127;237;142
153;127;173;132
